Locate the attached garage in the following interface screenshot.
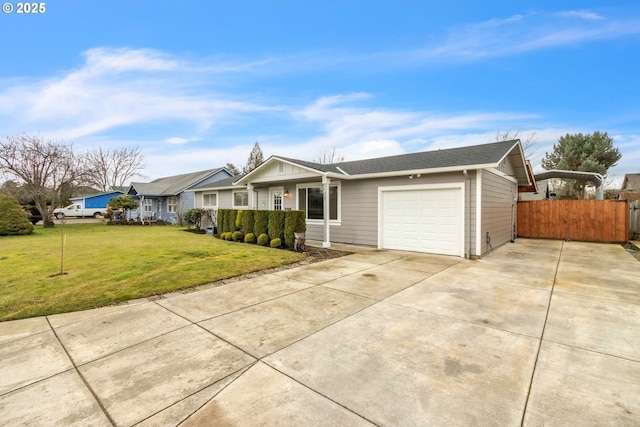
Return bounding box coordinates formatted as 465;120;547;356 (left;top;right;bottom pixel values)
378;184;464;256
217;139;532;258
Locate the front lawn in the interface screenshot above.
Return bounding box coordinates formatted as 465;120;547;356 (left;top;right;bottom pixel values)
0;223;306;321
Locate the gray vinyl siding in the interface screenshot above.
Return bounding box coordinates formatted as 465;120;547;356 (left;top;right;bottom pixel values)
480;169;517;256
304;172;477;250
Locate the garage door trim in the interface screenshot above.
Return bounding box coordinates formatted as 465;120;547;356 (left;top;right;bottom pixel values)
378;183;465;257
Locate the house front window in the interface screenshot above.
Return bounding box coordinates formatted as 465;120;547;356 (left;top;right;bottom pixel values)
143;199;152;213
168;197;178;213
233;190;249;208
202;192;217;208
297;184;339;221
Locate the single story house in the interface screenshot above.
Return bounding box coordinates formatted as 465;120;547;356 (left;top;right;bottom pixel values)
127;167;233;222
189;140;531;258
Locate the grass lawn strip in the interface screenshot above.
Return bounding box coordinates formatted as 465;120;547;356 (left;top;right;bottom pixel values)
0;223;305;321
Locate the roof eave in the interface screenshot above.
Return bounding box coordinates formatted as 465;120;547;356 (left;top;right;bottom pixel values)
341;163;497;180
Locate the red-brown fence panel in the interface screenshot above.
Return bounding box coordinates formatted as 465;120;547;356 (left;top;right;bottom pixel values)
517;200;628;242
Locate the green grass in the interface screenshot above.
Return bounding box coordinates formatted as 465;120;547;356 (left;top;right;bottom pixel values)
0;223;305;321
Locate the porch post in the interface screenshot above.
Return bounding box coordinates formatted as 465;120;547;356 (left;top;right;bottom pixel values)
247;183;254;209
322;175;331;248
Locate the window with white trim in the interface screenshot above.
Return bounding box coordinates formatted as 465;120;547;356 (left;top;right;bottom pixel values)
202;192;217;208
233;190;249;208
143;199;152;213
297;184;339;221
167;197;178;213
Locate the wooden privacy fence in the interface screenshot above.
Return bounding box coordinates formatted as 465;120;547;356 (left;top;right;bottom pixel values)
517;200;628;242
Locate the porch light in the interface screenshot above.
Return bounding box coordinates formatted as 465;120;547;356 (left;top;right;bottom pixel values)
284;190;290;197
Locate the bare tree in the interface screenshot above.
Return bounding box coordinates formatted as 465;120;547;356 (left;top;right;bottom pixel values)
81;146;145;191
495;130;537;160
0;134;78;227
313;146;345;164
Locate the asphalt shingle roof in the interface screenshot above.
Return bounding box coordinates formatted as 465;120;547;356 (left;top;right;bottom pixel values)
278;140;519;176
130;168;225;196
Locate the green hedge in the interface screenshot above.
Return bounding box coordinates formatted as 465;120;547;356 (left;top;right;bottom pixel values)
268;210;285;242
284;210;306;248
254;210;269;237
242;210;254;235
218;208;306;249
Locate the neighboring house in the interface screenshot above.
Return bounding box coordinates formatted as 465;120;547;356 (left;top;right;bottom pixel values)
191;140;531;258
127;168;233;222
620;173;640;201
70;190;124;211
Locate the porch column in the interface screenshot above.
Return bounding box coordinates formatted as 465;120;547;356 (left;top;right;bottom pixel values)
247;183;254;209
322;175;331;248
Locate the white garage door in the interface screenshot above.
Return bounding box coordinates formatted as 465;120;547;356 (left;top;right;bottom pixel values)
380;186;463;256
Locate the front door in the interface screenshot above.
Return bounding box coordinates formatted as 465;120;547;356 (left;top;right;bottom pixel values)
269;187;284;210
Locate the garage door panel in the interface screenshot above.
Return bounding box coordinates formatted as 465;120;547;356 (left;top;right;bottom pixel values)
381;187;462;256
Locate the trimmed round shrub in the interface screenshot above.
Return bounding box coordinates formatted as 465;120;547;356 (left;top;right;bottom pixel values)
257;233;269;246
232;231;243;242
224;232;233;241
0;195;34;236
270;237;282;248
244;232;256;244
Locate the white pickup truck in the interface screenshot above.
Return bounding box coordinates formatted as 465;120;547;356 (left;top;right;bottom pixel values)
53;204;108;219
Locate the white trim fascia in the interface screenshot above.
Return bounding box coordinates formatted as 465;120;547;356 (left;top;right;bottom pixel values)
343;163;498;181
234;157;341;185
485;167;519;184
476;170;482;257
377;182;466;258
495;140;520;165
336;166;350;176
185;185;240;192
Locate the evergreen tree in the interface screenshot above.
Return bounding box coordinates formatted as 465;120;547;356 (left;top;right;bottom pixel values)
542;131;621;198
242;141;264;174
0;194;34;235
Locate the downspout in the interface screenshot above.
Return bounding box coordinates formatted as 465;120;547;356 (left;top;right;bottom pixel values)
463;170;470;259
322;174;331;248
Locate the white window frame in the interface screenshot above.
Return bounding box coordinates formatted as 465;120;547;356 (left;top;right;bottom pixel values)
202;192;218;208
143;198;153;213
167;196;178;213
232;190;249;208
296;182;341;225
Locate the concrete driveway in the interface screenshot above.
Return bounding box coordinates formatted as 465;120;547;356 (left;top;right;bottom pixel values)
1;239;639;426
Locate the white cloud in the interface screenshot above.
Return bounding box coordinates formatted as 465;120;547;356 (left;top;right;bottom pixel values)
559;10;605;21
403;10;640;62
0;47;277;143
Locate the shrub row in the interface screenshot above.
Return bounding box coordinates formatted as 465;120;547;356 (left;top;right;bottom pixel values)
218;209;305;250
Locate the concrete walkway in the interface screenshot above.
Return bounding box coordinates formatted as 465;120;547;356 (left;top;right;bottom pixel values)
1;239;639;426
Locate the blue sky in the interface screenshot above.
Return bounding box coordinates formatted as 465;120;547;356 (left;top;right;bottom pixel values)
1;1;639;185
